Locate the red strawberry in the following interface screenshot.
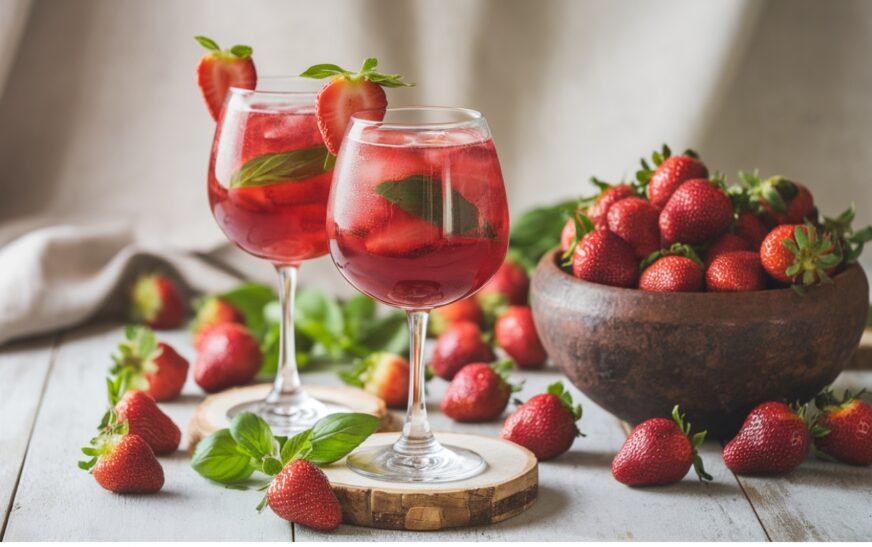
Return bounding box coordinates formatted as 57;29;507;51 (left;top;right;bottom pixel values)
364;217;441;257
476;259;530;307
741;172;815;226
192;297;245;347
587;182;637;227
130;274;186;330
704;233;751;267
500;382;582;460
111;326;189;402
706;251;766;292
637;146;709;209
80;417;164;494
659;179;733;245
759;223;841;287
606;197;661;259
194;323;262;393
612;406;711;486
441;362;516;422
560;217;577;252
429;321;495;380
813;388;872;466
194;36;257;122
114;391;181;455
267;459;342;531
341;352;409;408
495;306;548;368
734;210;769;250
723;401;810;475
638;245;704;293
571;229;639;288
429;298;484;337
301;58;413;155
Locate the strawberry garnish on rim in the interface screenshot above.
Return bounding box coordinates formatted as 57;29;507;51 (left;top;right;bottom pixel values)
300;58;414;156
195;35;257;121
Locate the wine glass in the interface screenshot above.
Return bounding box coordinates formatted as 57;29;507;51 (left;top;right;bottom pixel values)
326;107;509;482
207;77;346;434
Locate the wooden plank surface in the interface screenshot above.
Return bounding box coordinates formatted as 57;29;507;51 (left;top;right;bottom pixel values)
0;335;56;537
734;370;872;542
296;368;769;541
2;323;292;541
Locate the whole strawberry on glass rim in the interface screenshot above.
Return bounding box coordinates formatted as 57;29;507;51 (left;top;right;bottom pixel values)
300;58;414;156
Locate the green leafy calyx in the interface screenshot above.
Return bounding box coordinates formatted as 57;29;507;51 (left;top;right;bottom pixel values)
670;405;712;482
194;36;253;60
300;57;414;88
781;222;842;291
547;381;584;437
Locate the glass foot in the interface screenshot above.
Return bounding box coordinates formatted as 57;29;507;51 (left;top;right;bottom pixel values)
347;442;487;483
228;390;348;436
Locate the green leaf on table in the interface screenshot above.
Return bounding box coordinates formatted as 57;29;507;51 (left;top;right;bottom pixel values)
509;199;579;271
295;288;345;357
280;429;313;464
218;283;276;334
375;175;495;238
229;146;331;189
229;412;277;460
358;313;409;355
307;413;381;465
342;295;377;339
191;429;256;484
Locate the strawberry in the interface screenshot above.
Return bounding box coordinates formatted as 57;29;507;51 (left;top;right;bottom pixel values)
586;181;637;227
759;223;841;289
363;216;441;257
612;406;711;486
606;197;661;259
267;459;342;531
193;323;262;393
500;382;583;461
194;36;257;122
113;390;181;455
659;178;733;245
130;274;186;330
638;245;704;293
340;352;409;408
301;58;413;155
494;306;548;369
111;326;189;402
429;297;484;337
812;388;872;466
191;297;245;347
571;229;639;288
706;251;766;292
430;321;495;380
441;362;518;422
740;171;815;226
723;401;811;475
704;233;751;267
560;217;577;252
636;145;709;209
79;418;164;494
734;210;769;250
476;258;530;307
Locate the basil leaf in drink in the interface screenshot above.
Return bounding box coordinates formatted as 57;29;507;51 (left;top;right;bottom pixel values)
191;429;256;483
230;411;277;460
229;145;331;189
307;413;381;465
374;175;495;238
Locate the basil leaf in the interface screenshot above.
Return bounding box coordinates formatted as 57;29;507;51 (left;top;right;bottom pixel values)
358;313;409;355
261;456;283;476
281;429;313;464
342;295;377;339
191;429;256;484
296;288;345;342
509;199;578;270
218;283;276;334
307;413;381;465
374;175;495;238
230;412;276;460
229;146;330;189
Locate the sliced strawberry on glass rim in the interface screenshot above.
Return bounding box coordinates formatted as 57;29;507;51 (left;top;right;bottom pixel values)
195;36;257;121
300;58;414;156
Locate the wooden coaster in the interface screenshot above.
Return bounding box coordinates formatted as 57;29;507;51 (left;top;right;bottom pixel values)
324;432;538;531
187;383;392;449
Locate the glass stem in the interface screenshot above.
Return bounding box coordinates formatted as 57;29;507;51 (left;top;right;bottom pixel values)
266;265;301;402
393;310;440;456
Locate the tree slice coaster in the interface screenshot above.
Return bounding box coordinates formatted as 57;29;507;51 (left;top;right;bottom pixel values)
187;383;391;449
324;432;538;531
847;328;872;370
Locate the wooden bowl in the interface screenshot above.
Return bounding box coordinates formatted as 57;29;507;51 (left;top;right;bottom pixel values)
531;250;869;438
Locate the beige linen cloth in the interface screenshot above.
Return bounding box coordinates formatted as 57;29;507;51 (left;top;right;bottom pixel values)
1;0;870;345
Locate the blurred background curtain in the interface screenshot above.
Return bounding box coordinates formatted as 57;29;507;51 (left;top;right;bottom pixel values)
0;0;869;294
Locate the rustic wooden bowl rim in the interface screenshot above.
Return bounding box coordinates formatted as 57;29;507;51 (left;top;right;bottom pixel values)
539;248;864;302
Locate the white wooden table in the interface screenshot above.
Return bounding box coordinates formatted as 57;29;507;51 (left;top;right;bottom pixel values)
2;322;871;541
